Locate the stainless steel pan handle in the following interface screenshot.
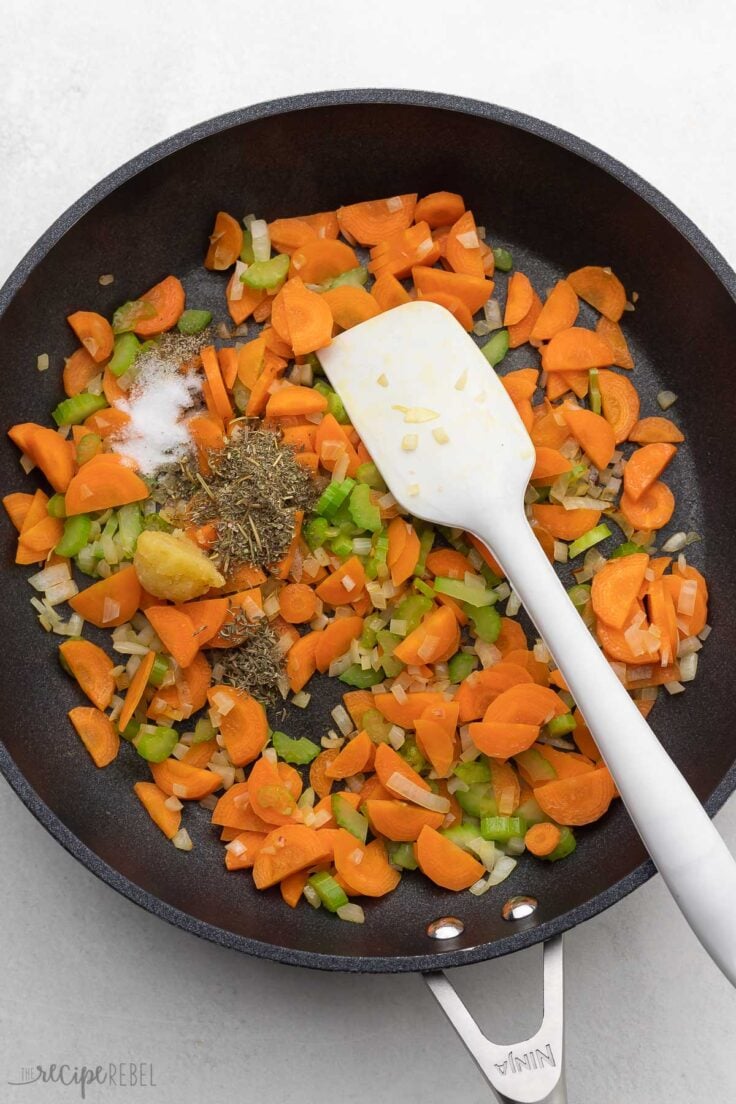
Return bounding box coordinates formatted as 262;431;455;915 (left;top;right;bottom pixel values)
424;936;566;1104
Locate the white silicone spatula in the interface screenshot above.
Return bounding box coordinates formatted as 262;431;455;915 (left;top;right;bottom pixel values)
319;300;736;986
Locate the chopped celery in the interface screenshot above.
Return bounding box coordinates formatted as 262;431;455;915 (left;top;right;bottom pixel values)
589;368;602;415
314;477;355;518
314;381;350;424
546;713;576;738
413;578;435;600
338;664;383;688
329;534;354;559
142;512;173;533
453;760;491;784
414;527;435;577
515;795;547;826
568;523;612;559
376;629;404;678
108;331;142;376
513;748;556;784
441;821;483;852
177;309;212;335
240;228;255;264
481;329;509;367
46;493;66;519
456;783;497;819
348;483;381;532
193;717;216;744
325;266;369;290
112;299;156;334
394;594;433;634
75;545;98;576
134;725;178;763
373;530;389;567
304;516;329;550
492;247;513;272
76;433;101;466
55;515;91;558
610;541;644;559
388;841;418;870
448;652;476;683
480;562;503;588
242;253;290;289
361;707;392;744
567;583;591;610
332;792;369;842
52;392;108;426
360;622;379;649
355;461;386;490
547;825;577;861
365;557;378;580
272;730;320;765
465;603;502;643
148;654;170;688
399;737;426;775
434;575;495;607
117;503;142;557
480;815;527;842
120;720;140;742
308;870;349;912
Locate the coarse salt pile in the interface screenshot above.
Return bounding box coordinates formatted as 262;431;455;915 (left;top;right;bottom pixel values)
111;355;202;474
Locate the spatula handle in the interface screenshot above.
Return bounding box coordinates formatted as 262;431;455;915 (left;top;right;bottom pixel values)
477;517;736;987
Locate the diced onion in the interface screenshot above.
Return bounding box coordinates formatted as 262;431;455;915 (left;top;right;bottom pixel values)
102;597;121;624
303;885;321;909
171;828;193;851
664;680;686;694
553;540;568;564
679;652;699;682
337;903;365;923
483;299;503;330
226;838;247;857
506;592;521;617
211;690;235;715
388;725;405;750
475;641;502;668
417;634;441;661
377;492;397;509
331;704;354;736
469;875;494;897
28;562;71;591
487;855;517;885
661;531;687;553
386;196;403;212
469;837;496;870
250;219;271;262
262;747;278;764
676;579;698;616
387;772;450;812
657;390;678;410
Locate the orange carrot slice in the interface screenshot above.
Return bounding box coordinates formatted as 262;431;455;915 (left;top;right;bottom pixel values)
531;279;579;341
118;651;155;733
133;275;185;336
415;191;465;229
562;406;616;470
595;316;634;369
69;565;141;628
504;272;534;326
591;552;650;629
416;826;485;890
567;267;626;321
541;327;615;373
365;800;444;841
208;685;268;767
68;706;119;767
628;417;683;444
623;443;677;502
530;504;602;541
535;768;616;825
252;824;331;889
333;830;401;896
204;211;243;270
597;370;640;444
134;781;181;838
620;481;674;531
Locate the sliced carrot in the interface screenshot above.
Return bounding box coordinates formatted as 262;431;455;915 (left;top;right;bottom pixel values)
333;832;401;898
102;366;126;405
67;311;114;362
118;650;155;733
525;822;563;857
325;730;374;779
268;217;317;255
144;606;199;668
290;239;359;284
541;327;615;373
416;290;472;330
247;756;299;825
531;406;570;450
314;615;363;673
425;548;474;579
83;407;131;440
531;504;602;541
280;869;310;907
456;663;533;723
253;825;331;889
59;640;115;711
134;781;181;839
663;568;708;637
567;267;626;321
147;651;211;721
321;285;380;330
208;685;268;767
276;277;332;356
597;369;640;444
266;384;328;419
3;491;35;531
502;649;550;686
206;588;264;647
469;719;539;760
591;552;650;629
370;272;412;311
149;758;220;801
182;738;217;769
623;443;677;502
496;619;528;658
337;194;416;245
629;417;683;444
133;275;185;336
445;211;485;278
415;191;465;229
531;279;579;341
315;556;366;606
535;767;616;825
414;717;455;777
500;368;539;404
64;454;148;515
63;346;104;396
535;745;595;779
412;266;493;315
315;412;361;477
562;405;616;469
596;608;660;665
504;272;534;326
7;422;76;493
387;517;421;586
225;831;268;871
200;345;234;422
227;276;266;325
596;316;634;369
508;292;543;350
374;691;446;730
16;515;64;561
338;691;373;731
204;211;243;270
68;706;119;767
211;783;268;832
483;683;567;725
277;583;317;625
374;742;430;795
369;222;439;279
366;800;443;842
647;579;679;666
69;565;141;628
465;532;504;577
286;631;321;693
236;335;266;391
393;605;457;666
416;825;485;891
177;597;228;645
572;709;601;762
532;446;572;481
620;480;674;531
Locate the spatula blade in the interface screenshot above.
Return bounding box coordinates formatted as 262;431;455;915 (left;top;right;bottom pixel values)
317;301;535;527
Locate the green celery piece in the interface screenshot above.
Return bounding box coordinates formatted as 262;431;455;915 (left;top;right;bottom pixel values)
46;493;66;519
376;629;404;678
272;730;320;765
348;483;381;533
610;541;644;559
177;309;212;335
52;393;108;426
456;783;497;820
567;583;591;609
441;821;483;852
546;713;576;738
394;594;433;634
332;792;369;842
308;871;349;912
453;760;491;784
55;515;91;558
434;575;495;607
355;461;386;490
515;795;547;826
547;826;577;861
481;329;509;367
193;717;216;744
313;381;350;424
513;748;557;784
329;534;354;559
134;726;178;763
314;478;355;519
148;654;170;688
108;331;141;376
414;527;435;576
240;228;255;264
117;503;142;557
480;815;527;843
304;516;330;550
568;523;612;559
361;707;392;744
112;299;156;334
492;247;513;272
413;578;435;600
74;545;98;576
448;652;476;683
339;664;383;689
325;266;368;290
588;368;602;415
75;433;101;466
120;720;141;743
399;737;426;775
242;254;290;290
465;603;502;643
365;557;378;580
373;530;390;566
388;841;418;870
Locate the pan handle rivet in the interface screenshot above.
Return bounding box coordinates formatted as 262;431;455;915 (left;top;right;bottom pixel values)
501;895;538;921
426;916;464;940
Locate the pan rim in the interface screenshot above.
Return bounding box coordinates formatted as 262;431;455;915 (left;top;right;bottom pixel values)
1;88;735;974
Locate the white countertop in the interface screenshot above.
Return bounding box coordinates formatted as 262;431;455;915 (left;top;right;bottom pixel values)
2;2;735;1101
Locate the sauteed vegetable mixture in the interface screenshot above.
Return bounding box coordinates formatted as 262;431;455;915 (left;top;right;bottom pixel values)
4;191;709;920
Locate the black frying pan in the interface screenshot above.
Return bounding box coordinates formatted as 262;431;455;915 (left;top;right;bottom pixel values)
1;91;735;983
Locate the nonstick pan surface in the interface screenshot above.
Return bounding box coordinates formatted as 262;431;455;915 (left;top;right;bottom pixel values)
1;90;735;973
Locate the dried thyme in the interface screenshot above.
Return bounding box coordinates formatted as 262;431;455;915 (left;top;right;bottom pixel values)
218;614;284;704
